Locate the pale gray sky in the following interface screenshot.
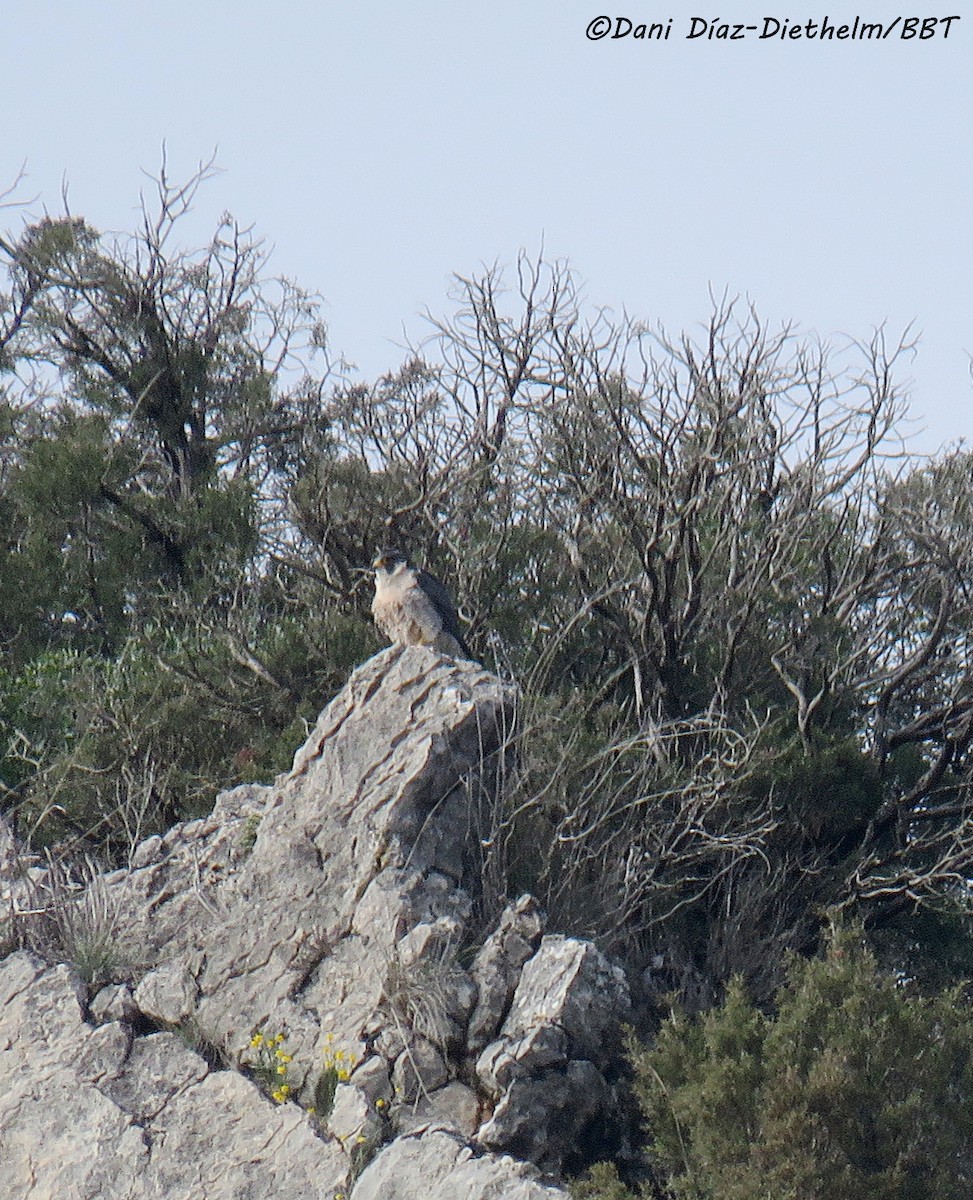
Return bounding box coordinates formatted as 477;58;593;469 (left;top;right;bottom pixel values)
4;1;971;453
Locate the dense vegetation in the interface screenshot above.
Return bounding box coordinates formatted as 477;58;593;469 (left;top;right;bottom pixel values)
574;928;973;1199
3;166;973;1195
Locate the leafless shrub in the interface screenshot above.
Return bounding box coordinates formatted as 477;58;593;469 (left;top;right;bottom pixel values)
393;261;973;985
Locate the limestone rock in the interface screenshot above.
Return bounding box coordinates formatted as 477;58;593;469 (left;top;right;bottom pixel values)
348;1052;393;1106
502;935;631;1060
0;950;346;1200
133;959;198;1026
329;1079;384;1150
142;1070;345;1198
130;833;163;869
477;1060;611;1171
89;981;138;1024
476;1022;569;1097
467;893;545;1056
473;935;630;1172
395;1079;482;1138
350;1128;568;1200
391;1034;449;1103
75;1019;132;1083
0;647;631;1195
99;1031;210;1122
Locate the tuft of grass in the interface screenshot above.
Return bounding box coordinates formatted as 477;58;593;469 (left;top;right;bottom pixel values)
25;853;127;986
346;1129;379;1187
381;941;466;1054
239;813;261;854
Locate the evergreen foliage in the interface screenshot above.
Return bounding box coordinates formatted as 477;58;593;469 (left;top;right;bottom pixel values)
605;928;973;1200
1;166;973;1012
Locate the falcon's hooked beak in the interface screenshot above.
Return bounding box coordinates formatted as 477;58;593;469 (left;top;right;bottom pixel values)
372;549;407;574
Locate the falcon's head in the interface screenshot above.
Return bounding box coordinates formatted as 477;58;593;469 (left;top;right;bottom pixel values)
372;547;411;578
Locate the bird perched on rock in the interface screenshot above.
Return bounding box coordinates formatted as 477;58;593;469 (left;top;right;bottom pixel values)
371;548;474;660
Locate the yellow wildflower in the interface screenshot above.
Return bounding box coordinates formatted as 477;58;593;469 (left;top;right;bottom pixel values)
375;1097;386;1110
250;1032;264;1048
274;1032;286;1044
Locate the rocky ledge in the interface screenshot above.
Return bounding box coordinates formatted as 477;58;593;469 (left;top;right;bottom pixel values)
0;645;630;1199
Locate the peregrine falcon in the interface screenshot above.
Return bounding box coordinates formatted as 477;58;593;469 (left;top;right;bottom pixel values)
371;548;473;660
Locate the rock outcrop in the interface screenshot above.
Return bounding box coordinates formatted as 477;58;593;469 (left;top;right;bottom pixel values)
0;644;630;1199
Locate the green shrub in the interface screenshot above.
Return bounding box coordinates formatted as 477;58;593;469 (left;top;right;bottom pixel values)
569;1162;640;1200
633;927;973;1200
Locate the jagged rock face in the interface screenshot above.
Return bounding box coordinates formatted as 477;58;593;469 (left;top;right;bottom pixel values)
97;645;512;1082
475;937;631;1171
0;949;346;1199
0;645;631;1198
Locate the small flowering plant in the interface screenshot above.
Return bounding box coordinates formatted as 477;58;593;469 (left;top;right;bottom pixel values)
314;1033;359;1121
245;1029;294;1104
